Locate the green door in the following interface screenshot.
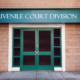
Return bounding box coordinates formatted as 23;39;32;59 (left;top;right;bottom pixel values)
37;29;53;70
21;29;53;70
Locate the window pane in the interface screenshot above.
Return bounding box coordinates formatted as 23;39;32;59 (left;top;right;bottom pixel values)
39;56;51;65
14;48;20;56
54;38;60;46
23;31;35;51
14;39;20;47
23;56;35;65
14;29;20;37
39;31;51;51
54;48;60;56
54;29;60;37
54;58;60;66
14;58;20;66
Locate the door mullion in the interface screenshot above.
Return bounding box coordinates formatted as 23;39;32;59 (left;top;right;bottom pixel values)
37;29;39;70
35;29;38;70
51;29;54;70
20;29;23;71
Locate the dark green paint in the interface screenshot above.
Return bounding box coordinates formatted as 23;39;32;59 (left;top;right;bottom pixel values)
12;28;62;70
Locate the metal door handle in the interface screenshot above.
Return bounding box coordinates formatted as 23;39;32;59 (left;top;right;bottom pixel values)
37;44;38;48
35;51;39;55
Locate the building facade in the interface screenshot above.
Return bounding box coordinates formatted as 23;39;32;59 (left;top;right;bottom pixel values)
0;0;80;71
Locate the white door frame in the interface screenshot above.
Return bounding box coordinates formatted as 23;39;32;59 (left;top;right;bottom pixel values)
8;23;66;71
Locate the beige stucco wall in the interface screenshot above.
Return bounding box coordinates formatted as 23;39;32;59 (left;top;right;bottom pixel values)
0;0;80;8
66;23;80;71
0;24;8;71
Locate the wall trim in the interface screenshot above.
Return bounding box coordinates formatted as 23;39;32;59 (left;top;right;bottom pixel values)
8;23;66;71
0;8;80;10
54;67;62;71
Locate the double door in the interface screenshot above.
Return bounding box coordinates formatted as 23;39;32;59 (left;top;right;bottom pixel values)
21;29;53;70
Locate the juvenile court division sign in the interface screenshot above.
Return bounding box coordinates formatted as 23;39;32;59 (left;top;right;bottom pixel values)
0;9;80;23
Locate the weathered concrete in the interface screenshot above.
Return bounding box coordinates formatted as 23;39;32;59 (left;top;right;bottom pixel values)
0;71;80;80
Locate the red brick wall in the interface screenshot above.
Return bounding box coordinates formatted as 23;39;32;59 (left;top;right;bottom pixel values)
0;0;80;8
66;24;80;71
0;24;9;71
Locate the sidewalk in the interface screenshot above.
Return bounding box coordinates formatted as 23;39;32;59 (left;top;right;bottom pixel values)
0;71;80;80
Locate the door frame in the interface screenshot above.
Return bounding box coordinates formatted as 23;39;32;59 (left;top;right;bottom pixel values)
8;23;65;71
20;28;54;71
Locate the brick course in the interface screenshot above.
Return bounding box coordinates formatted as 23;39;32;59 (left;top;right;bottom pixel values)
0;24;9;71
0;0;80;8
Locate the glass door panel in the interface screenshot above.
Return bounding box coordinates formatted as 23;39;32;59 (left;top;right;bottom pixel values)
23;31;35;51
23;56;35;65
39;31;51;51
39;55;51;65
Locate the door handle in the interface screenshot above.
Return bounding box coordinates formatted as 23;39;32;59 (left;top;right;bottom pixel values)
35;51;39;55
37;44;38;48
